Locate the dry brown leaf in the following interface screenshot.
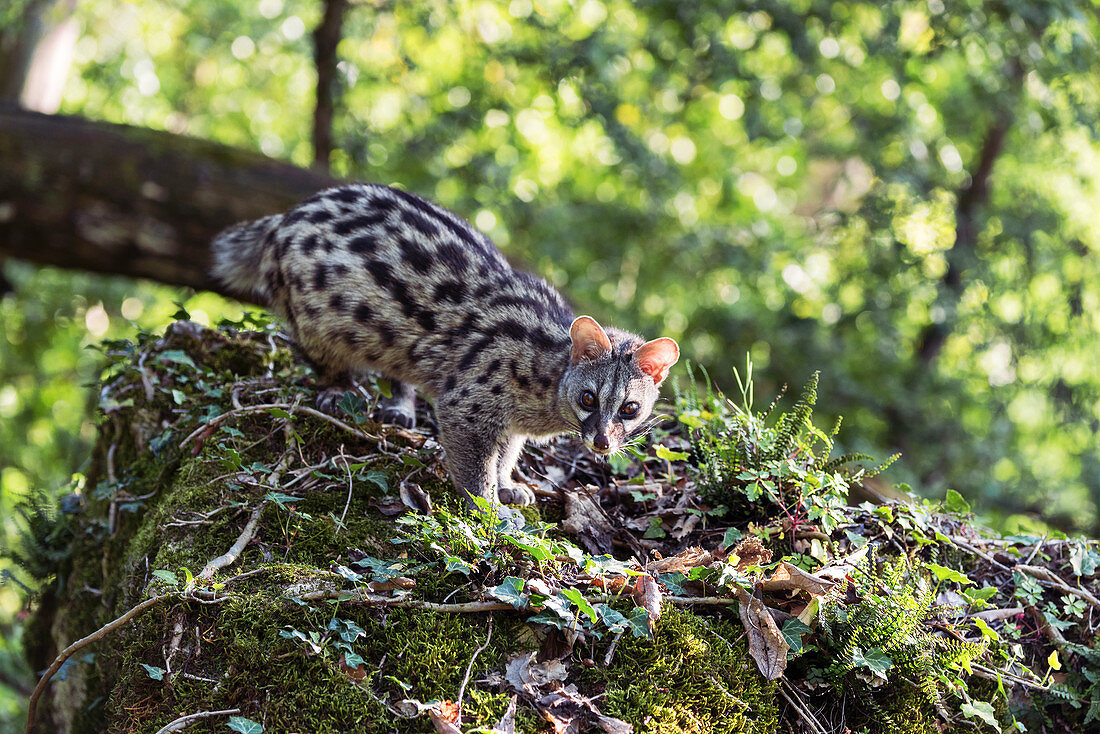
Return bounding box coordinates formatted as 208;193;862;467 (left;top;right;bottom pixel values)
649;546;716;575
503;652;569;695
537;684;633;734
427;701;462;734
734;587;790;680
365;576;416;593
671;512;700;540
632;574;663;634
369;497;407;516
561;487;616;554
731;537;773;570
399;480;432;514
759;562;833;597
492;696;518;734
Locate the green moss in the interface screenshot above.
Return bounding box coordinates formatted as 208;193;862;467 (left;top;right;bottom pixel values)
96;593;538;733
584;606;779;734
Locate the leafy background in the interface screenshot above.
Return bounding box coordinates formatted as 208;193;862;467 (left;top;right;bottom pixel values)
1;0;1098;724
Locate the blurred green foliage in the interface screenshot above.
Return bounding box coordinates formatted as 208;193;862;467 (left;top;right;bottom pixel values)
1;0;1099;720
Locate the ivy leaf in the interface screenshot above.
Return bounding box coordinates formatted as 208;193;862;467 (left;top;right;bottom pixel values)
333;565;362;584
643;517;666;539
658;572;686;596
140;663;165;681
157;349;196;370
594;604;629;634
626;607;651;638
943;489;971;514
444;556;474;575
488;577;526;609
265;491;302;508
960;701;1000;730
721;526;742;549
227;716;264;734
925;563;973;586
561;588;597;624
152;569;178;586
655;446;689;462
361;471;389;491
344;651;367;670
851;646;892;680
780;619;813;655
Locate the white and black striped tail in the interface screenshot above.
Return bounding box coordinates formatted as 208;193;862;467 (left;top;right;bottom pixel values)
210;214;282;305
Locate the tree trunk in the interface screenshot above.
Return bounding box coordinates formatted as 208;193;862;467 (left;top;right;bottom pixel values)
0;107;338;298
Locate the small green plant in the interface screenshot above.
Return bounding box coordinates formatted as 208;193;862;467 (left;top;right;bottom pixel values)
815;553;988;726
682;358;896;533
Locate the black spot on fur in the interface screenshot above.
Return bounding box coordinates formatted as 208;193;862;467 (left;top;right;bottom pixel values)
476;358;501;384
306;209;330;224
444;375;457;392
397;235;434;275
436;242;469;272
312;264;328;290
490;384;502;395
458;336;492;371
300;234;321;255
377;323;397;347
365;260;394;289
433;280;467;304
282;209;307;226
347;235;376;255
328;293;346;311
334;212;388;236
354;302;371;324
401;209;439;237
415;310;437;332
508;359;530;388
326;187;362;203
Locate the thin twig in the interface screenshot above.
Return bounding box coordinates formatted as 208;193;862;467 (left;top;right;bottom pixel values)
198;502;266;581
178;402;381;450
779;679;828;734
1017;564;1100;609
152;708;241;734
456;614;493;720
337;446;353;533
199;431;295;580
26;595;169;734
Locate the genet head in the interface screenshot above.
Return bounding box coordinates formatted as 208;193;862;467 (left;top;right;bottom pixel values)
560;315;679;455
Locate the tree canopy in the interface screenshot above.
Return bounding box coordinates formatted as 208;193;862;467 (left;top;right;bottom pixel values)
1;0;1099;726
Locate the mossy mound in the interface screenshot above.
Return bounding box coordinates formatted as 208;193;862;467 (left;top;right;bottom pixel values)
26;320;780;733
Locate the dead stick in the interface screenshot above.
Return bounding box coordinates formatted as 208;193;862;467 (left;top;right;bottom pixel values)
199;438;295;580
456;614;493;721
153;708;241;734
178;403;381;450
26;595;169;734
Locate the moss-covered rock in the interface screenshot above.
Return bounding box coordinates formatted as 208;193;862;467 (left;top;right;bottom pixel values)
26;321;780;733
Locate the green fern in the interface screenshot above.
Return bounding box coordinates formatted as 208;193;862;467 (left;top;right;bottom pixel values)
817;554;988;725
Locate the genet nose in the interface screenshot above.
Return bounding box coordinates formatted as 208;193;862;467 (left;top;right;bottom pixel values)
593;434;610;451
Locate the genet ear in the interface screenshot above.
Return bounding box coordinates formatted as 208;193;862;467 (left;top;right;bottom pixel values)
569;316;613;365
633;337;679;386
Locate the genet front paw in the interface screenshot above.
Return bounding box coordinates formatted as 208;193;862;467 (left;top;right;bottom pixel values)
497;483;536;506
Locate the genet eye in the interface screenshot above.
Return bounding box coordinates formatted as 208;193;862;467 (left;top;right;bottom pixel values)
619;401;639;418
579;391;597;409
